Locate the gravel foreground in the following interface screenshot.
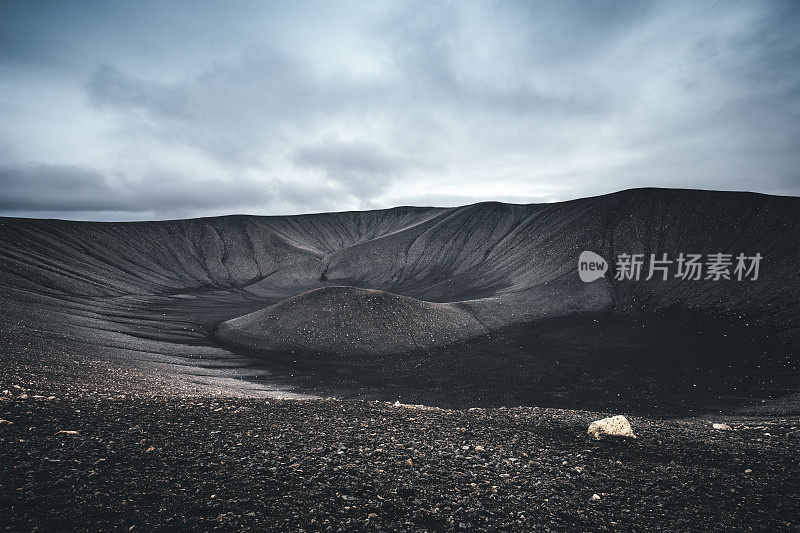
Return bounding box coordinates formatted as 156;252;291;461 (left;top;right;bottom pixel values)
1;380;799;532
1;347;798;532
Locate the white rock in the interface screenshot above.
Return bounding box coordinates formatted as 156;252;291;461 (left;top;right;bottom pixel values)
712;423;732;431
592;493;601;501
587;415;636;440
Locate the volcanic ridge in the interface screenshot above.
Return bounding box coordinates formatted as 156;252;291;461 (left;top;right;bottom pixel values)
1;187;798;413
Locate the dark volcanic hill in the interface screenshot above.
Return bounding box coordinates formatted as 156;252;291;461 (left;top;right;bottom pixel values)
1;188;798;414
217;286;487;355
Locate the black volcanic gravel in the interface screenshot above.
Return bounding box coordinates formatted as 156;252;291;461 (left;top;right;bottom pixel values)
1;376;798;532
1;191;799;531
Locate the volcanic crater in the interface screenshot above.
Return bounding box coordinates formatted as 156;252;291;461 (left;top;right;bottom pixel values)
1;188;798;414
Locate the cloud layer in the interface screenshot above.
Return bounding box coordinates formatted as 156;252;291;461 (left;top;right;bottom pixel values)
1;0;798;219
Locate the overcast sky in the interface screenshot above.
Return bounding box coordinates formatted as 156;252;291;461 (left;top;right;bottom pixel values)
1;0;798;220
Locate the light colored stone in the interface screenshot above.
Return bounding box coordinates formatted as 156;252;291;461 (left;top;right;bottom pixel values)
592;493;601;501
712;423;732;431
587;415;636;440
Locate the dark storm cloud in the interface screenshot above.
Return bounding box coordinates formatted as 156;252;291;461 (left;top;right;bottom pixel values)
0;0;798;220
0;163;345;217
85;51;377;167
0;164;120;212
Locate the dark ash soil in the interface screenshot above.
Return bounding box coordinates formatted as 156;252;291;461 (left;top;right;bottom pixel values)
1;358;798;532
